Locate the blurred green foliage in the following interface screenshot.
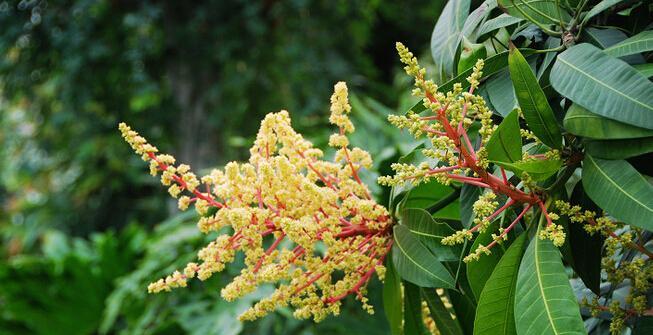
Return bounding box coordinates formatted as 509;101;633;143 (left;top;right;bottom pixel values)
0;0;444;333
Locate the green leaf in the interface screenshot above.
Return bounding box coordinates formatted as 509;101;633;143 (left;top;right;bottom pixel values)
563;104;653;139
585;137;653;159
383;256;402;335
461;184;483;229
537;37;561;80
582;155;653;230
439;49;535;93
633;63;653;78
467;220;505;301
449;290;477;334
582;27;645;64
400;208;461;262
458;37;487;74
581;0;626;25
493;158;562;181
550;43;653;129
515;231;585;335
478;14;524;37
404;281;429;335
634;316;653;335
422;289;465;335
474;234;527;335
486;109;522;162
401;181;461;220
430;0;471;81
498;0;571;26
487;69;518;117
604;30;653;58
509;45;562;149
393;224;456;288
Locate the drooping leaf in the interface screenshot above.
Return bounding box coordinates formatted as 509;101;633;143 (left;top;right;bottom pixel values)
582;155;653;230
403;281;429;335
430;0;471;81
509;45;562;149
486;109;522;162
514;230;585;335
478;14;524;37
400;208;461;262
467;220;505;301
550;43;653;129
581;0;627;25
585;137;653;160
474;233;527;335
604;30;653;58
422;288;464;335
498;0;571;26
383;256;402;335
563;104;653;139
567;183;604;294
393;224;456;288
461;184;483;229
493;158;562;181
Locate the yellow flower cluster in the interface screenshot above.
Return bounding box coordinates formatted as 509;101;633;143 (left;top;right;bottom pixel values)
120;82;392;322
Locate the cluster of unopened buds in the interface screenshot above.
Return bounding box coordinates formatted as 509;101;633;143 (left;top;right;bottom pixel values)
378;42;565;261
120;82;392;321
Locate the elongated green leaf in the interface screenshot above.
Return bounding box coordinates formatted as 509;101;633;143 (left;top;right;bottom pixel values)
487;109;522;162
478;14;524;37
515;231;585;335
563;104;653;139
493;158;562;181
393;225;456;288
585;137;653;159
383;256;402;335
461;184;483;229
634;63;653;78
474;234;527;335
605;30;653;58
422;289;464;335
498;0;571;25
582;155;653;230
467;220;505;301
400;208;461;262
431;0;471;81
404;281;429;335
550;43;653;129
581;0;626;25
509;45;562;149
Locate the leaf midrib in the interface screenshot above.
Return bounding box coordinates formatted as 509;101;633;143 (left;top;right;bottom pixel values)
395;234;451;284
534;237;560;335
586;155;653;212
557;56;653;111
